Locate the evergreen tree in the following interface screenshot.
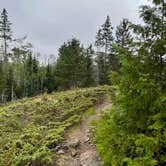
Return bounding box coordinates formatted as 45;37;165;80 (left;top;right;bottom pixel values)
6;65;15;101
44;63;55;93
25;54;33;96
0;61;6;103
95;29;103;51
139;0;166;88
116;18;132;48
96;52;106;85
32;56;40;94
55;38;85;89
0;8;12;61
101;15;114;55
95;15;114;84
110;18;133;72
95;1;166;165
82;45;95;87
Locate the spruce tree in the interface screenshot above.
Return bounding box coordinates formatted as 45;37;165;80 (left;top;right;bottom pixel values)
55;38;85;89
0;61;6;103
44;63;55;93
83;44;95;87
95;15;114;85
135;0;166;88
0;8;12;61
116;18;132;48
101;15;114;55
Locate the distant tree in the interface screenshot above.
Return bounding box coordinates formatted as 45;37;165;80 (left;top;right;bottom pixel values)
101;15;114;55
110;18;133;72
115;18;132;48
0;8;12;61
96;52;107;85
95;15;114;84
95;15;114;59
55;38;85;89
44;63;55;93
0;61;6;103
95;29;103;51
5;65;15;101
26;54;33;96
82;44;95;87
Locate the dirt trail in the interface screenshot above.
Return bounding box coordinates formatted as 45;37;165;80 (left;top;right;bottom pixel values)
56;97;111;166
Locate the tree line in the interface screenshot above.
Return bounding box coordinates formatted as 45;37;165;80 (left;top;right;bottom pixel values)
0;8;133;103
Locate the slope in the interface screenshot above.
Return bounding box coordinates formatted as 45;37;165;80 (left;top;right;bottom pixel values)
0;86;111;166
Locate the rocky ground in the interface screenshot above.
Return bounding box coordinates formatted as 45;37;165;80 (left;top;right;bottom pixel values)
55;98;111;166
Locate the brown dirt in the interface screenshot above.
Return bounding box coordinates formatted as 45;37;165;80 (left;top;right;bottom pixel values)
55;97;111;166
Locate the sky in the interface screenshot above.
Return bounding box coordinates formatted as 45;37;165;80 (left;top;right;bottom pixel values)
0;0;148;61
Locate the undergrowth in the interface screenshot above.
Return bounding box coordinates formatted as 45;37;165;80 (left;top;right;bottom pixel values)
0;86;111;166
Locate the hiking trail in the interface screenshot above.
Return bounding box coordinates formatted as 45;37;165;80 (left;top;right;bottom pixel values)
56;97;111;166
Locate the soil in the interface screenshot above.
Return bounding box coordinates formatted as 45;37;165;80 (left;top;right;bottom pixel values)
55;97;111;166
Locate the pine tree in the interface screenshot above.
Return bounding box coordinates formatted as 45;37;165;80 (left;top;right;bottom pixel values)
44;63;55;93
25;54;33;96
95;29;103;52
135;0;166;88
110;18;133;71
0;8;12;61
55;38;85;89
115;18;132;48
95;15;114;61
96;52;107;85
6;65;15;101
83;44;95;87
95;15;114;85
0;61;6;103
101;15;114;55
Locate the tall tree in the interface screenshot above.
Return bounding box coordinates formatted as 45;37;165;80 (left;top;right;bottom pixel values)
0;8;12;61
95;15;114;84
136;0;166;88
44;63;55;93
82;44;95;87
55;38;85;89
115;18;132;48
0;61;6;103
101;15;114;55
96;52;106;85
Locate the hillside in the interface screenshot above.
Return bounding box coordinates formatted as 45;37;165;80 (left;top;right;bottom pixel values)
0;86;111;166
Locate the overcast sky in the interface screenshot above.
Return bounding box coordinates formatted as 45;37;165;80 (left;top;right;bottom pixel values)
0;0;148;60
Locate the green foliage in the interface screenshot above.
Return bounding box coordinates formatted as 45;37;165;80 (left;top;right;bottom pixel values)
0;86;110;165
55;38;95;89
95;15;114;85
94;1;166;165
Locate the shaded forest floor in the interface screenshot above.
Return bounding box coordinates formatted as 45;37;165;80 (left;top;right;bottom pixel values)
56;97;111;166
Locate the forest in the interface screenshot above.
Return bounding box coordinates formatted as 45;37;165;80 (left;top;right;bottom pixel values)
0;0;166;165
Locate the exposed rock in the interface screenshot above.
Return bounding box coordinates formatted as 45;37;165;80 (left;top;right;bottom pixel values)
56;99;111;166
71;148;77;157
66;138;80;148
54;145;61;152
80;151;102;166
57;149;65;155
84;137;90;143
